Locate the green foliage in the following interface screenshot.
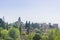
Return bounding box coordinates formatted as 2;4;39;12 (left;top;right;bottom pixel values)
0;18;5;29
35;28;41;33
33;34;41;40
8;27;20;40
1;30;8;38
13;22;18;28
31;23;40;29
41;29;60;40
25;33;35;40
0;27;20;40
0;19;60;40
0;29;12;40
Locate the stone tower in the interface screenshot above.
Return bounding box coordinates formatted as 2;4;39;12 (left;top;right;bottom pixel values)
3;16;5;21
18;17;21;27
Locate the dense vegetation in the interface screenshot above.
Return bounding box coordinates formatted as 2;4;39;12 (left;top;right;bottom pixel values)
0;18;60;40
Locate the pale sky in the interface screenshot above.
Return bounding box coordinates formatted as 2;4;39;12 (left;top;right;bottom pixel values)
0;0;60;24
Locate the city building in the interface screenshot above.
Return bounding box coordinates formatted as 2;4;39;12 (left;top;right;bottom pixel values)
52;24;58;28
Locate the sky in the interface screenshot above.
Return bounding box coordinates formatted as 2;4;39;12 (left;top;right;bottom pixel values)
0;0;60;24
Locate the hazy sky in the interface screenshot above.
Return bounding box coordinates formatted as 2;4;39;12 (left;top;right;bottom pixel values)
0;0;60;24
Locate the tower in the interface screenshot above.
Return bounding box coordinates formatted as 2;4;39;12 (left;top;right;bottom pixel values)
18;17;21;26
3;16;5;21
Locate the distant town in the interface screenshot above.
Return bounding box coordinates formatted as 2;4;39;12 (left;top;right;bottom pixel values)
0;17;59;40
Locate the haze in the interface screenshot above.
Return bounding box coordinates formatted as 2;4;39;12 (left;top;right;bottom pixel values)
0;0;60;24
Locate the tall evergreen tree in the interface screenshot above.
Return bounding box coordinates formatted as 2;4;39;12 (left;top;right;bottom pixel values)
27;21;31;34
5;22;8;30
25;21;28;29
0;18;5;29
31;22;34;28
28;21;30;26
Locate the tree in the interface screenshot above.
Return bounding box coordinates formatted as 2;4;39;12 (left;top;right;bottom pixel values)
13;22;18;28
0;27;3;37
1;30;8;38
25;21;28;29
53;29;60;40
0;18;5;29
8;27;20;40
33;34;41;40
31;23;40;29
1;29;12;40
25;33;35;40
25;21;31;34
5;23;8;30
